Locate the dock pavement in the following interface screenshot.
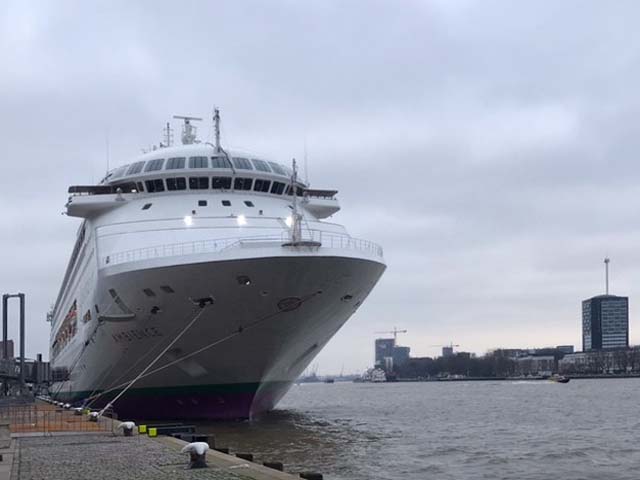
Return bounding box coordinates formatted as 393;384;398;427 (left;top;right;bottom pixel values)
0;401;308;480
5;433;302;480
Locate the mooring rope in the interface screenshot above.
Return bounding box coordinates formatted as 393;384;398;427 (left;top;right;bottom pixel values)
97;304;210;417
84;305;202;408
84;290;321;408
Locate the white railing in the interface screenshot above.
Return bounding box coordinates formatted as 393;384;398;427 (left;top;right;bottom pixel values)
102;230;383;267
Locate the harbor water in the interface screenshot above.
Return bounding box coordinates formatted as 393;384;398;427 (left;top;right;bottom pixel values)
197;379;640;480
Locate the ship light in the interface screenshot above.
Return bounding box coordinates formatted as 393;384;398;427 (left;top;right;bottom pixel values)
285;215;293;227
237;214;247;226
183;215;193;226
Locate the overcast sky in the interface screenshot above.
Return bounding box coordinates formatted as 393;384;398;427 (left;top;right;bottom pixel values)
2;1;640;374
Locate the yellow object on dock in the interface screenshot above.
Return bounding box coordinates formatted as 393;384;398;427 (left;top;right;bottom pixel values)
148;427;157;437
139;425;147;434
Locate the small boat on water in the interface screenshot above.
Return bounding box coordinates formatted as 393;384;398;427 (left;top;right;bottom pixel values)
549;375;570;384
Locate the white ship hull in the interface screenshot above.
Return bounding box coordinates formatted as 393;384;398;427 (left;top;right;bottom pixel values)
53;247;384;419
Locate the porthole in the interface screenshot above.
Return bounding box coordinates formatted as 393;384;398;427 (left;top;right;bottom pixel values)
142;203;152;210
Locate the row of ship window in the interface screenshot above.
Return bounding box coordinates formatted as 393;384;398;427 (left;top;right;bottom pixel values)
110;156;289;179
114;177;304;196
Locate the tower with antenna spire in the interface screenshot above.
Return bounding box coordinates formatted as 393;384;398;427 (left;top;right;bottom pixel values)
581;258;629;351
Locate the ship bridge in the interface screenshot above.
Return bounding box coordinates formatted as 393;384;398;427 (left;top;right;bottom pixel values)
66;112;340;220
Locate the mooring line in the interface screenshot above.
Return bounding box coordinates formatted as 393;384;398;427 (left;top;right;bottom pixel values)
97;304;210;416
85;290;322;407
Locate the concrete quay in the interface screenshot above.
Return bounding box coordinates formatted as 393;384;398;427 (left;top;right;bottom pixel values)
7;433;305;480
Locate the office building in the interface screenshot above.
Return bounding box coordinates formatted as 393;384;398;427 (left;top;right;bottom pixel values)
375;338;396;367
582;295;629;351
392;346;411;366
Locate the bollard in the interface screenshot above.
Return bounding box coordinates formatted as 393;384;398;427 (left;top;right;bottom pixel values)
139;425;147;434
118;421;136;437
299;473;323;480
214;447;229;454
88;412;99;422
236;453;254;462
181;442;209;469
263;461;284;471
148;427;157;437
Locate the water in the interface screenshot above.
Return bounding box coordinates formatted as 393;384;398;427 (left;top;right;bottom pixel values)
197;379;640;480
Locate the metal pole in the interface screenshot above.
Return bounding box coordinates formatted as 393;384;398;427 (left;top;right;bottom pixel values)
2;295;7;396
2;295;7;361
19;294;25;394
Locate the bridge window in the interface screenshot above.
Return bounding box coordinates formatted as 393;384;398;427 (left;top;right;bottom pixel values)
166;177;187;191
211;156;232;168
234;177;253;190
232;157;253;170
285;185;303;196
270;181;285;195
268;162;287;176
111;166;128;179
252;159;271;172
136;182;145;192
212;177;232;189
145;179;165;192
166;157;185;169
144;159;165;172
127;161;145;175
189;177;209;189
253;179;271;192
189;156;208;168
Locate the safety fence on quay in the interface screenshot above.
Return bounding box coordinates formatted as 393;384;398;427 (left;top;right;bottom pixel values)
0;403;116;434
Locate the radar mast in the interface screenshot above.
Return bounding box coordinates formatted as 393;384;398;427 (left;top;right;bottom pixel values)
173;115;203;144
213;107;222;153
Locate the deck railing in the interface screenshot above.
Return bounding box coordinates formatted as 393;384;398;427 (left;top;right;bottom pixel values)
102;229;383;267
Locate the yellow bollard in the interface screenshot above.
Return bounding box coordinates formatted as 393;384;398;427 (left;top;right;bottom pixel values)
139;425;147;434
148;427;157;437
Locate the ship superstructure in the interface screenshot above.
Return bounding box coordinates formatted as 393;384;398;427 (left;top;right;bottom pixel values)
49;111;386;419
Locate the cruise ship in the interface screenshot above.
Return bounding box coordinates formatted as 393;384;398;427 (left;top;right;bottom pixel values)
49;112;386;419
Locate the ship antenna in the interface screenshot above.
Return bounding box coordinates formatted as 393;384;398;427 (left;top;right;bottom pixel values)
604;257;610;295
162;122;173;147
213;107;221;153
290;159;302;244
303;137;309;185
105;130;110;174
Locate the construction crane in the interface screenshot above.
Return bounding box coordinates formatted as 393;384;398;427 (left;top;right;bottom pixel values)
374;327;407;342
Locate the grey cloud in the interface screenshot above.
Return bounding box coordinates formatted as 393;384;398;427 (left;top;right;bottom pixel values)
2;0;640;372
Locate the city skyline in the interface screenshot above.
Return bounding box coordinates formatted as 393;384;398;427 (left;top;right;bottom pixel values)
4;2;640;374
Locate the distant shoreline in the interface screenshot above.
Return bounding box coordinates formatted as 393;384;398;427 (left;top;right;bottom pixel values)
394;374;640;382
